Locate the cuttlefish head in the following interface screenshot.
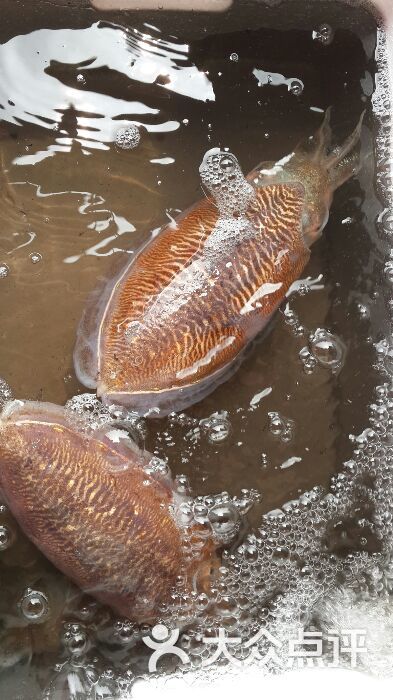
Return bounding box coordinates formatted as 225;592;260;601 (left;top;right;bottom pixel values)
252;108;365;248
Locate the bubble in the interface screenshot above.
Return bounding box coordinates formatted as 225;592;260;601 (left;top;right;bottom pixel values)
144;456;169;477
113;619;136;643
0;378;13;410
192;502;209;524
0;263;9;278
199;411;231;444
77;73;85;83
260;453;269;470
29;252;42;264
383;347;393;375
115;124;141;150
178;501;194;526
385;261;393;283
220;156;236;173
380;209;393;233
308;328;346;371
357;303;370;320
288;79;304;96
299;282;312;297
117;673;134;695
268;412;295;443
95;675;118;700
63;622;88;656
0;524;12;550
45;663;95;700
208;503;239;536
233;488;261;514
272;546;290;564
20;588;49;622
229;53;239;62
175;474;191;495
299;346;317;374
312;23;334;45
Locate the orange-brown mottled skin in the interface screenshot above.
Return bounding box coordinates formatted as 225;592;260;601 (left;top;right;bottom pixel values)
106;185;306;386
0;402;215;622
74;110;363;414
75;183;308;410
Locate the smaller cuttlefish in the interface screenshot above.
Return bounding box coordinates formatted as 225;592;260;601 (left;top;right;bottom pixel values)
0;400;217;623
74;109;363;416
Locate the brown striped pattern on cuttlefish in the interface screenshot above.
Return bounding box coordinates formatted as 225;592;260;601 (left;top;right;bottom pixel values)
0;401;217;623
74;109;363;415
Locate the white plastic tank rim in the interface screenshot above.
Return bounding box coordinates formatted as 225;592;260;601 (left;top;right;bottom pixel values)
90;0;231;11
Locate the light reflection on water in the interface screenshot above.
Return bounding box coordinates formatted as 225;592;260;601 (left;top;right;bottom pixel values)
0;22;214;165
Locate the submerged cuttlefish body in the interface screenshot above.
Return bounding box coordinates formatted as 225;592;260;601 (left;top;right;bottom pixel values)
0;400;216;623
74;109;363;416
0;112;363;625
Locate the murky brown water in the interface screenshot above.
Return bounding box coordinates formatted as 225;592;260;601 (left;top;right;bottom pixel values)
0;1;388;697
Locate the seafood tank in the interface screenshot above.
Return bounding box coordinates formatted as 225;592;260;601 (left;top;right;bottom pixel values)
0;0;393;697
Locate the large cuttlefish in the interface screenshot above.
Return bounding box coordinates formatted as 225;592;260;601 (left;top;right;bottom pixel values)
0;400;217;623
74;109;363;417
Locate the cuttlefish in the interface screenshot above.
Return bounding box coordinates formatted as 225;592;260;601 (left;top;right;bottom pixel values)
74;109;363;416
0;400;217;623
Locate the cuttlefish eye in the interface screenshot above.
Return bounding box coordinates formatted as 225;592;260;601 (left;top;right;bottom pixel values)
74;110;363;417
0;400;216;623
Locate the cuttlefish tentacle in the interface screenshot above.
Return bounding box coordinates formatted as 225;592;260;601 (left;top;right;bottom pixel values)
74;110;363;416
0;400;217;623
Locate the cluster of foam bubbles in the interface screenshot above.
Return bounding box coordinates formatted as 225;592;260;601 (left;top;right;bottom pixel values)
44;662;134;700
62;622;90;657
267;411;295;443
282;304;305;338
39;400;393;694
166;375;393;673
153;410;233;467
316;588;393;676
372;29;391;200
94;376;393;680
176;488;261;546
199;411;232;444
299;328;346;375
115;124;141;151
199;148;254;219
53;386;393;678
65;393;147;444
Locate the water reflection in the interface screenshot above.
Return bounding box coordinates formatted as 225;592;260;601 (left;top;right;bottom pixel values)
0;22;214;165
